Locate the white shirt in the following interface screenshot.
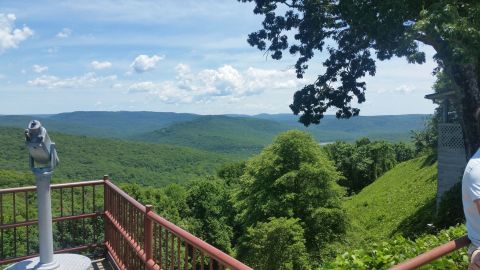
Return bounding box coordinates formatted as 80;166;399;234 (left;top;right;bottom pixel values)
462;148;480;247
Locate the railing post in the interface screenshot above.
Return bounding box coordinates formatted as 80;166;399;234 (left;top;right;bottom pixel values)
103;175;109;260
144;204;154;270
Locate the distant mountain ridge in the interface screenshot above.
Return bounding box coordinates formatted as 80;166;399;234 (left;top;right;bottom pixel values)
0;126;234;187
0;111;199;138
0;111;429;156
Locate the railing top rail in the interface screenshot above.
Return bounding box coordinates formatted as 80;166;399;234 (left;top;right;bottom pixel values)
104;179;146;212
390;235;470;270
50;180;105;189
147;210;253;270
0;179;105;194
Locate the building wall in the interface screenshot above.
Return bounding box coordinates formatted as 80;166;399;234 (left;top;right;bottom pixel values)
437;123;467;204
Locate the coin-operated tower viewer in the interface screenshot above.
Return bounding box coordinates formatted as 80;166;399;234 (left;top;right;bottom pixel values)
6;120;91;270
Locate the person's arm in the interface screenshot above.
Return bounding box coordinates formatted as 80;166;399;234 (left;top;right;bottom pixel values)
470;164;480;212
469;166;480;269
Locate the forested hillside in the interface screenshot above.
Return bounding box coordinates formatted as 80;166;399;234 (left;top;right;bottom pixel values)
0;127;236;187
0;112;428;156
254;114;428;142
134;115;286;155
0;112;199;138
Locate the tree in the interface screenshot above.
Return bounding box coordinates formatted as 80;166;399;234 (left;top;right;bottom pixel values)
393;142;416;163
217;161;246;186
324;140;398;194
235;130;346;255
411;117;438;155
186;179;234;253
237;217;310;270
239;0;480;157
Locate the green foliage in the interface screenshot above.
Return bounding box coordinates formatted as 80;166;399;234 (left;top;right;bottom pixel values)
0;112;199;139
0;169;35;188
0;113;428;159
217;161;246;186
411;117;438;156
0;185;104;265
135;115;285;156
343;156;437;246
0;127;236;187
237;217;310;270
185;179;234;253
435;182;464;228
393;142;416;163
120;183;189;225
235;130;347;256
325;139;406;194
324;225;468;270
116;179;237;254
135;114;428;156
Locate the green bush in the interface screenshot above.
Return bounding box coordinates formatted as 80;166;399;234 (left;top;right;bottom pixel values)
237;217;311;270
324;225;468;270
324;139;398;194
435;182;464;228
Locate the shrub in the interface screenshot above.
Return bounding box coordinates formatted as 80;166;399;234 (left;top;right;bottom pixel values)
324;225;468;270
237;217;310;270
435;182;464;228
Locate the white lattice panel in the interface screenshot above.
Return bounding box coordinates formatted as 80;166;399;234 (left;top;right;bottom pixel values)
438;123;465;150
436;123;467;205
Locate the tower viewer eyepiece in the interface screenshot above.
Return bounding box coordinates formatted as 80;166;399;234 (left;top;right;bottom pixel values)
25;120;59;171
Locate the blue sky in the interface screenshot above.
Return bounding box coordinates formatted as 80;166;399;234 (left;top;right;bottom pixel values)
0;0;437;115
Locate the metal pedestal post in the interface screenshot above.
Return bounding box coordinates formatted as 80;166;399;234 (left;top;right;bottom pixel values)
6;171;91;270
35;171;59;270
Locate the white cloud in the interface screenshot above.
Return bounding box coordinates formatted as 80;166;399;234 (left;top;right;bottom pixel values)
112;83;123;89
91;60;112;70
28;72;117;89
47;47;58;54
0;13;33;53
32;64;48;73
395;85;416;93
56;28;72;38
128;64;303;104
130;54;163;73
374;84;417;94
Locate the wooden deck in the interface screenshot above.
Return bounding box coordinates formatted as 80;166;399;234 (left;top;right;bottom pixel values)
90;258;116;270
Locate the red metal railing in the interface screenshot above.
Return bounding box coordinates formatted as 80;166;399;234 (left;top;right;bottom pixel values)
0;177;252;269
390;235;470;270
0;180;105;265
103;177;252;270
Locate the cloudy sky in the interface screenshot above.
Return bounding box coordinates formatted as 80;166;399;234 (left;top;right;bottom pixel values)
0;0;437;115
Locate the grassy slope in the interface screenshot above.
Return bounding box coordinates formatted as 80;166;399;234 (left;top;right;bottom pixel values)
0;127;238;187
343;155;437;247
